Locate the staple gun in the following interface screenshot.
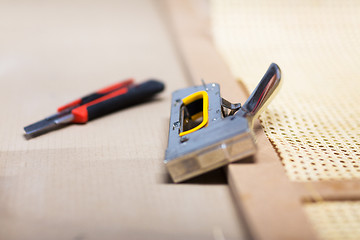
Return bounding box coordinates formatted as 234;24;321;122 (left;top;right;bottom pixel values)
164;63;281;182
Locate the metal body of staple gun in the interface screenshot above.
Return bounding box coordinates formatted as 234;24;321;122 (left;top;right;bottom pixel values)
164;63;282;183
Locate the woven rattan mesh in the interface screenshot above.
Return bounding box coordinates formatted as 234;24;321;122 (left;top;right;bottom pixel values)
211;0;360;182
304;201;360;240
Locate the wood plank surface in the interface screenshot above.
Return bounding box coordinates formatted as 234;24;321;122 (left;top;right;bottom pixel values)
0;1;247;239
165;0;318;239
167;1;360;240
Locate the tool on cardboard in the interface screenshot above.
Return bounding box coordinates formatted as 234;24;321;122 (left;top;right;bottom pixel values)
164;63;281;182
24;79;165;138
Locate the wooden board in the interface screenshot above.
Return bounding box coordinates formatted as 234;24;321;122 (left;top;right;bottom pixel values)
165;0;360;239
0;1;248;239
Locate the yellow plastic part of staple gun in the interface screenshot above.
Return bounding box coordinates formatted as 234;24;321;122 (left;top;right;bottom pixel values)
179;91;209;136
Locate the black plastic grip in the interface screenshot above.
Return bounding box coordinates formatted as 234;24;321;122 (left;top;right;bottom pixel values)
86;80;165;121
81;92;107;105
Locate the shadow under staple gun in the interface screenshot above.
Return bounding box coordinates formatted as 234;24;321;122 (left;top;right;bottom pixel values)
164;63;282;183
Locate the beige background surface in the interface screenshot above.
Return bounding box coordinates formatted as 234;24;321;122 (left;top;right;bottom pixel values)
0;1;247;239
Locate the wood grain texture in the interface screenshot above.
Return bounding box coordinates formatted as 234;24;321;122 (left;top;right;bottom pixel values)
165;0;318;239
167;0;360;239
0;1;246;239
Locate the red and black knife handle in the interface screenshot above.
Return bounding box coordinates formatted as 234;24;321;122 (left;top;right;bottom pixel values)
57;79;134;112
71;80;165;123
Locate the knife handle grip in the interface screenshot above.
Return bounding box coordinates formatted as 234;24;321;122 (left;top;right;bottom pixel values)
71;80;165;123
57;79;134;112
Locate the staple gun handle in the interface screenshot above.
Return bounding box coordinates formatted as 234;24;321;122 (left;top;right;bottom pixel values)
242;63;282;122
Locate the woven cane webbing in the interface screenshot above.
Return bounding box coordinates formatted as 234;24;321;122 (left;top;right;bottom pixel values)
211;0;360;182
304;201;360;240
